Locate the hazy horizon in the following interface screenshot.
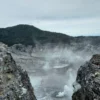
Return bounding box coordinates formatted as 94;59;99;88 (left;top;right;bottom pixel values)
1;24;100;36
0;0;100;36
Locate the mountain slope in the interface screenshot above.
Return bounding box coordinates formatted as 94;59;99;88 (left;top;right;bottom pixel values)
0;24;73;46
0;24;100;47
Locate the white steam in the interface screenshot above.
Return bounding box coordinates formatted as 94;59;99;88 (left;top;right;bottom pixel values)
56;68;76;100
30;43;100;100
10;42;100;100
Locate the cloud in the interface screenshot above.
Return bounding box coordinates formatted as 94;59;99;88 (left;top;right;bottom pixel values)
1;0;100;19
32;17;100;36
0;0;100;36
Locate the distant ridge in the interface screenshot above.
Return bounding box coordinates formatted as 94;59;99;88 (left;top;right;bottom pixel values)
0;24;100;47
0;24;73;46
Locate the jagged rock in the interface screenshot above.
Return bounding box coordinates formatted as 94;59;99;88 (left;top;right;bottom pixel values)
0;43;36;100
72;54;100;100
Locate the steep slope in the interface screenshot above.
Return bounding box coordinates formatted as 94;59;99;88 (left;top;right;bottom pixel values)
0;42;36;100
72;54;100;100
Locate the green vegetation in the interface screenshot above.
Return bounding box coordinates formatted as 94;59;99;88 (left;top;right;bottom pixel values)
0;24;73;46
0;24;100;47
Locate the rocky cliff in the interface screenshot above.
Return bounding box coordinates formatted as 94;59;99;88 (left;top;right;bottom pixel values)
72;54;100;100
0;42;36;100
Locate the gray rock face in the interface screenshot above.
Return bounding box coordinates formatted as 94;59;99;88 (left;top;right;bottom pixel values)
72;54;100;100
0;43;36;100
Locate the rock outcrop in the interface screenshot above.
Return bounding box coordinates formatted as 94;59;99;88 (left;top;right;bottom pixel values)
0;42;36;100
72;54;100;100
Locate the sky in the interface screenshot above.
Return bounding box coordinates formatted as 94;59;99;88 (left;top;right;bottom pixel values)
0;0;100;36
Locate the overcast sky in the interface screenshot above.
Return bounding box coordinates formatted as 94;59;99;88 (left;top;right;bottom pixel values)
0;0;100;36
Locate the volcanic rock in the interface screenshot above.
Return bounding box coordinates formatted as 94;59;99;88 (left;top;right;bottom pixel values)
0;42;36;100
72;54;100;100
